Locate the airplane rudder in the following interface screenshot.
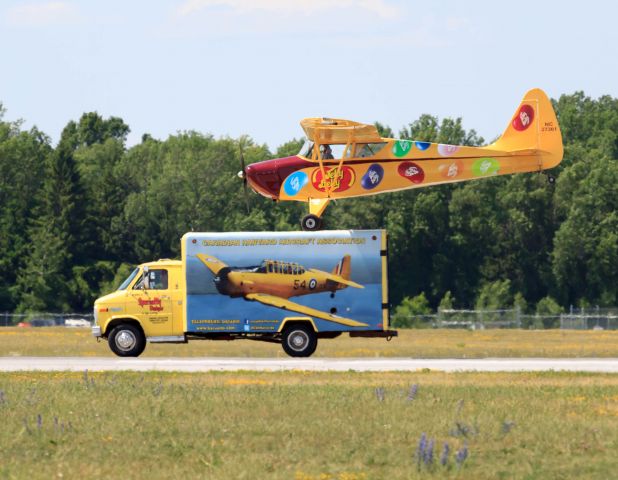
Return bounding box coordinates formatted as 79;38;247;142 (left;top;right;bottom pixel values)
493;88;562;166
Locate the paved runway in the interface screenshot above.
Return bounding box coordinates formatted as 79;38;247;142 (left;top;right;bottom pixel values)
1;357;618;372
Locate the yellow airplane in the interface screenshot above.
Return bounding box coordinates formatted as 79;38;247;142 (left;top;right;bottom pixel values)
239;88;563;230
196;253;368;327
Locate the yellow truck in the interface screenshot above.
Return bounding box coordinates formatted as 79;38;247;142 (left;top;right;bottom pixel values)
92;230;396;357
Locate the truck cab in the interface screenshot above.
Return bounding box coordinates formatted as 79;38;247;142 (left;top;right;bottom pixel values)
93;259;185;356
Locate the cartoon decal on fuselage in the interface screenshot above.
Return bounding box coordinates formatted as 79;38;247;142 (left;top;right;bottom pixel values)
196;253;368;328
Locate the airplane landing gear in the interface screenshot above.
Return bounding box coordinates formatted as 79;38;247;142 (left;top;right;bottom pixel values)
547;174;556;184
301;214;323;231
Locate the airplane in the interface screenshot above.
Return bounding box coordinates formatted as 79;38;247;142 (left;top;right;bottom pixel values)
238;88;563;231
195;253;368;327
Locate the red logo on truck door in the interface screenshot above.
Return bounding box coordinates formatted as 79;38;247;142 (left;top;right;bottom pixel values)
138;297;163;311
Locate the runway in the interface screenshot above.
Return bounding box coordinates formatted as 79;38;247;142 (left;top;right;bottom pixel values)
1;357;618;372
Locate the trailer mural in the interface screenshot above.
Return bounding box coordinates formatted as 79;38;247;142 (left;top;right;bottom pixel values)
183;230;386;334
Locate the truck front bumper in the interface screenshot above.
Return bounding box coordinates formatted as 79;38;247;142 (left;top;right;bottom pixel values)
92;325;102;338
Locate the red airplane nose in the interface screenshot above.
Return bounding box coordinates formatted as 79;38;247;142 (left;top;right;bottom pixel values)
245;156;314;199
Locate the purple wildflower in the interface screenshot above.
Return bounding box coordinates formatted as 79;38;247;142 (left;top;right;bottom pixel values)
455;442;468;467
36;414;42;429
415;432;427;470
375;387;385;402
440;442;450;466
502;421;515;434
424;439;434;465
407;384;418;401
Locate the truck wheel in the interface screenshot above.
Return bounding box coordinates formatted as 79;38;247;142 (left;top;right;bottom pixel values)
109;324;146;357
282;324;317;357
301;214;322;231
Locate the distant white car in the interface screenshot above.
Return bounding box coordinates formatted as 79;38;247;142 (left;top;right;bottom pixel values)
65;318;92;328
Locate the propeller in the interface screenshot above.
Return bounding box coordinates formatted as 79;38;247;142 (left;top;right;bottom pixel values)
237;143;250;213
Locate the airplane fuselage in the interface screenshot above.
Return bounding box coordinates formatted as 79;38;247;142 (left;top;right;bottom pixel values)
214;268;343;299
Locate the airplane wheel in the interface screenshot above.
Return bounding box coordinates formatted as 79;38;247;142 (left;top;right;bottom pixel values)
301;214;322;231
282;324;318;357
547;175;556;184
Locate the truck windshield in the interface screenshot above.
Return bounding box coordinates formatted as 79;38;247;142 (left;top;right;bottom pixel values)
117;268;139;291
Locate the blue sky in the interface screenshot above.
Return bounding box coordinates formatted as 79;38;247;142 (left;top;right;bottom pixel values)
1;0;617;150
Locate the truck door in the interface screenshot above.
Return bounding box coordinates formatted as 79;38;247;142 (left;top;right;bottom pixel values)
128;268;174;336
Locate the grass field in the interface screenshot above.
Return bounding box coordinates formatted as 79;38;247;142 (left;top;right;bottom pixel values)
0;370;617;479
2;327;618;358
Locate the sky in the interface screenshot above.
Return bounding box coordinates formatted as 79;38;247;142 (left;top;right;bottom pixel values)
1;0;617;151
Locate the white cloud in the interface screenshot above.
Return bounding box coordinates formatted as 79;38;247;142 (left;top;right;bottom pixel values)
176;0;399;19
6;2;79;26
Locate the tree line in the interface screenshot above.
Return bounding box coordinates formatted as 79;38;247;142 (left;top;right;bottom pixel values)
0;92;616;319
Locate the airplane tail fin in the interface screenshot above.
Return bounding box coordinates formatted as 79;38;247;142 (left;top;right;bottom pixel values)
489;88;563;170
196;254;228;275
331;254;352;280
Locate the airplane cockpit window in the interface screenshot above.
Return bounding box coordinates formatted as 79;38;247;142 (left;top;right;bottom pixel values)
354;143;387;158
320;144;348;159
300;141;350;160
298;140;313;158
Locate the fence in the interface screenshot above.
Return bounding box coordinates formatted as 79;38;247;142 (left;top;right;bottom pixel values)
558;307;618;330
435;308;522;329
0;312;93;327
396;307;618;330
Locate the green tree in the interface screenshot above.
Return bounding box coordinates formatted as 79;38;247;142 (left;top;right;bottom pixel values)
391;293;432;328
0;106;50;310
475;280;513;310
15;140;87;311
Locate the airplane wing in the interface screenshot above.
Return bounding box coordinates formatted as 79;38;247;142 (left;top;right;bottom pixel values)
196;253;228;275
245;293;368;328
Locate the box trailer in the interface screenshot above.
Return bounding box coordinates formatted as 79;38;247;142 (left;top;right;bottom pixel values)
92;230;396;357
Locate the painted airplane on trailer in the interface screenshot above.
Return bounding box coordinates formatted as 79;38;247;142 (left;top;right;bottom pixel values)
196;253;368;327
240;88;563;230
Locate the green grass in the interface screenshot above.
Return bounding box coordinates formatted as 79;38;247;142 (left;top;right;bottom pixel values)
3;327;618;358
0;371;617;479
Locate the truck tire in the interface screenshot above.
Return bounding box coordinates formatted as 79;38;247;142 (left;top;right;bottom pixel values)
109;324;146;357
282;324;317;357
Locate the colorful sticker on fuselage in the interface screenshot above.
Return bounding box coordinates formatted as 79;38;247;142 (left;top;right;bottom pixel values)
361;164;384;190
283;171;309;196
438;160;464;178
392;140;413;157
472;158;500;176
512;104;534;131
311;167;356;193
437;144;460;157
415;141;431;151
397;162;425;184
